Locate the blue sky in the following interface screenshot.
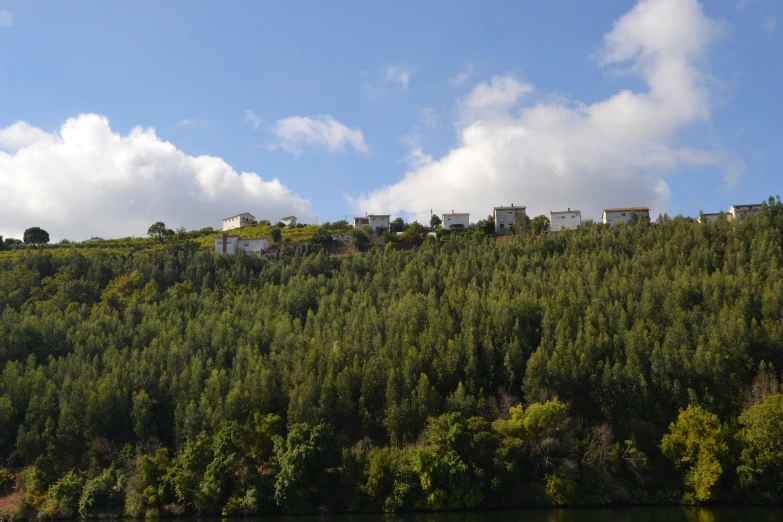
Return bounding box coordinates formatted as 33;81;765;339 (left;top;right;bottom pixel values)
0;0;780;240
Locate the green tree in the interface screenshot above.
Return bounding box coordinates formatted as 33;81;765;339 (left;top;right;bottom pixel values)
147;222;168;241
389;217;406;233
399;221;426;244
310;226;332;245
430;214;442;228
737;394;783;502
270;227;283;244
23;226;50;245
272;423;330;513
350;228;370;251
661;405;728;503
513;213;530;236
412;413;495;510
530;215;550;235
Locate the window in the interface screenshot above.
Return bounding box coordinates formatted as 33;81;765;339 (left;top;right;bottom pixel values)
621;213;626;216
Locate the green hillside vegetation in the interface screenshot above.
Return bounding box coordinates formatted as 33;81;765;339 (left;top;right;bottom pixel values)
0;222;352;261
1;197;783;518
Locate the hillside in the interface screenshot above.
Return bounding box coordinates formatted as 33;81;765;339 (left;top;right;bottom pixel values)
1;198;783;518
0;222;352;260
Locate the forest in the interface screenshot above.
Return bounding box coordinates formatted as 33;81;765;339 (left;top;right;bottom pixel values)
1;197;783;519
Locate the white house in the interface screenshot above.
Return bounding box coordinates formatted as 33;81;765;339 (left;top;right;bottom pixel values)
728;204;762;223
602;207;650;227
353;214;390;232
493;205;527;235
549;209;582;231
281;216;298;227
214;234;269;257
696;212;732;224
442;212;470;230
222;212;257;232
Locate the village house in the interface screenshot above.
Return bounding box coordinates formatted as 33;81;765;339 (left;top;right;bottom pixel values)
281;216;298;227
353;214;391;232
696;212;731;224
442;212;470;230
493;205;527;235
550;208;582;231
728;204;762;223
214;233;269;257
222;212;257;232
602;207;650;228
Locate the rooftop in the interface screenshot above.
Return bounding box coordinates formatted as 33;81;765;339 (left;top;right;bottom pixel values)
281;215;297;220
494;205;527;210
602;207;650;212
730;204;763;208
551;209;581;214
222;212;256;220
443;212;470;216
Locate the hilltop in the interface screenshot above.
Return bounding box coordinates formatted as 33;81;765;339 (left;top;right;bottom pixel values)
1;198;783;518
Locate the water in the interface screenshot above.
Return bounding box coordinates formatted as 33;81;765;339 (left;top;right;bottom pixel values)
177;507;781;522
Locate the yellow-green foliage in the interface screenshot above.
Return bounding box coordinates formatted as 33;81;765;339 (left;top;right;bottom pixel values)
737;394;783;502
196;223;349;248
660;405;728;503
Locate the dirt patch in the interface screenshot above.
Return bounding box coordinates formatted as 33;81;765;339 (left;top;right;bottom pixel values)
0;488;23;516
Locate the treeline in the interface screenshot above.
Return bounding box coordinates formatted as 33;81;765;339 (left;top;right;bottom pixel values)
1;198;783;518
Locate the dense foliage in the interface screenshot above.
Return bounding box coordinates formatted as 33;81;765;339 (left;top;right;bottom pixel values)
1;198;783;518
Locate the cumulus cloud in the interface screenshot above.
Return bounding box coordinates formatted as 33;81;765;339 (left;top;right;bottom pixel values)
384;64;414;91
271;114;369;155
450;63;474;85
353;0;734;222
0;114;313;241
244;109;261;130
458;75;534;123
0;11;12;27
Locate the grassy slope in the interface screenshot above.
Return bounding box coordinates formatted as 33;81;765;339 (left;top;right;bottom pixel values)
0;224;351;259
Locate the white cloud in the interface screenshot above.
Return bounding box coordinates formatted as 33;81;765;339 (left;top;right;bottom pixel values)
271;114;369;155
0;122;56;149
400;136;433;169
0;11;12;27
244;109;261;130
763;14;776;33
0;114;313;241
450;63;474;85
384;64;414;91
179;118;207;128
353;0;735;222
459;75;534;123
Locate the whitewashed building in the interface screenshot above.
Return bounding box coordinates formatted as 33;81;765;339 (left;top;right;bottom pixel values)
493;205;527;235
442;212;470;230
550;209;582;231
353;214;390;232
602;207;650;228
214;234;269;257
696;212;731;224
281;216;298;227
222;212;257;231
728;204;762;223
